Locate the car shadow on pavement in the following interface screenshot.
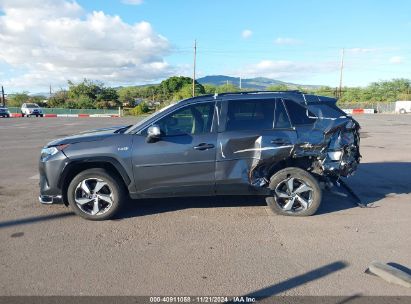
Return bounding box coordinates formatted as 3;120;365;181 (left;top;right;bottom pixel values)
0;212;74;229
235;261;348;299
117;195;268;219
117;162;411;219
342;162;411;205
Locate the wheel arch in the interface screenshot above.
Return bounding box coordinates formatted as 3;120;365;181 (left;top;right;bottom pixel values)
59;157;131;205
265;156;318;180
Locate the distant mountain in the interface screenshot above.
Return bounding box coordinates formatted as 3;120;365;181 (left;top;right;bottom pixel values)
197;75;320;90
29;92;49;97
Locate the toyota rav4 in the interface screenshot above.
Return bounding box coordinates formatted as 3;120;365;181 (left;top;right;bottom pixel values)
39;91;361;220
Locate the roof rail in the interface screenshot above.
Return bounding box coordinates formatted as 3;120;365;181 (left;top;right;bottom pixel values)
214;90;302;97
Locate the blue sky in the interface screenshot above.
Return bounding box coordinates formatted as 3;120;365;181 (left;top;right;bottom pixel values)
0;0;410;92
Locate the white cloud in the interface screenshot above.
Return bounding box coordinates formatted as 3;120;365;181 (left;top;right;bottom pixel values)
0;0;172;90
237;59;338;80
241;29;253;39
274;37;301;45
122;0;144;5
389;56;404;64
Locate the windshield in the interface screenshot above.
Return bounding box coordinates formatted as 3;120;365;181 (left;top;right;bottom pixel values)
126;103;177;133
26;104;39;108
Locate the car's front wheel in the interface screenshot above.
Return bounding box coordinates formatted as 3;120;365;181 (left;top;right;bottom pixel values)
266;167;322;216
67;168;125;220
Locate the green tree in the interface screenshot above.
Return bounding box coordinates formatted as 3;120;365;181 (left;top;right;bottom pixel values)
65;79;120;108
215;83;240;93
48;90;69;108
266;84;289;91
203;84;218;94
118;88;135;105
7;92;30;107
130;102;150;115
160;76;205;96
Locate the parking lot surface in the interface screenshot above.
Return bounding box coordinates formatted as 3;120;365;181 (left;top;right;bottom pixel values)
0;115;410;296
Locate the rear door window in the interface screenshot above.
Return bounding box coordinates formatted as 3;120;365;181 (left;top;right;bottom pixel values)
225;99;275;131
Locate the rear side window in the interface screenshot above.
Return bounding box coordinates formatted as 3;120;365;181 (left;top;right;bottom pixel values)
283;99;316;125
226;99;275;131
308;103;346;118
274;99;292;129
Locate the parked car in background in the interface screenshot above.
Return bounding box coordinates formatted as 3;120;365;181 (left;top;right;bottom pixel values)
0;106;11;118
38;91;361;220
21;103;43;117
395;101;411;114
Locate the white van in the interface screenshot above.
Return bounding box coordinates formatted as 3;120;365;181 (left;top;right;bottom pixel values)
395;101;411;114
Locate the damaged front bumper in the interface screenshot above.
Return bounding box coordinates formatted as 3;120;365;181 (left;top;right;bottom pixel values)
39;195;63;204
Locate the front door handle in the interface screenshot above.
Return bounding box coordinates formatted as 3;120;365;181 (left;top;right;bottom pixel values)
193;143;215;151
271;138;291;145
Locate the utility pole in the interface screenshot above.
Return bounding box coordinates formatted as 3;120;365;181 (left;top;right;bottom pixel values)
339;48;345;98
1;86;5;106
239;77;242;90
192;39;197;97
49;84;52;98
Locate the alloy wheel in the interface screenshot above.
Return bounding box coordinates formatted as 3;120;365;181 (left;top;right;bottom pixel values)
274;177;314;213
74;178;114;216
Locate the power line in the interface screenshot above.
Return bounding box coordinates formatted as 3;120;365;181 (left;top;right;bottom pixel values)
339;48;345;98
1;86;5;107
192;39;197;97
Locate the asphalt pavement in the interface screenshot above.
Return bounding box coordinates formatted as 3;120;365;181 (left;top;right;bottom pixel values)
0;115;410;296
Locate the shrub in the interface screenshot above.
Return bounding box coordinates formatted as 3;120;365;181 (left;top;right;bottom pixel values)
130;102;150;115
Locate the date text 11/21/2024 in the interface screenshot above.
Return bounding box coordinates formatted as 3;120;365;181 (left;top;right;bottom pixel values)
149;296;256;303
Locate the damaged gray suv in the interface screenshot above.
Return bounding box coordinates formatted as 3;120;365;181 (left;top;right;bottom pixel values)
39;91;360;220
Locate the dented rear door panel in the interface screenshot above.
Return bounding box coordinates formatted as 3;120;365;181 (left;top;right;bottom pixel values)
215;97;297;194
216;129;297;194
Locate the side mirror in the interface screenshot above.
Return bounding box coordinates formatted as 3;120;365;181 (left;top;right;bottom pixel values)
146;125;161;143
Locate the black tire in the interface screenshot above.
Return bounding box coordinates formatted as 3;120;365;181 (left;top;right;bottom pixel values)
399;108;406;114
266;167;322;216
67;168;126;220
40;114;44;117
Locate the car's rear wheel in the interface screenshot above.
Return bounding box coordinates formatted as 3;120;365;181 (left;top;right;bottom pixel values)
399;108;406;114
266;167;322;216
67;168;125;220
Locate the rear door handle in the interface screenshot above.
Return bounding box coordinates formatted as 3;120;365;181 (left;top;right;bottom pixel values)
271;138;291;145
193;143;215;150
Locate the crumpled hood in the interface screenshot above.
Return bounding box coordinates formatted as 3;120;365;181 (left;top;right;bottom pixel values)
45;125;130;147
